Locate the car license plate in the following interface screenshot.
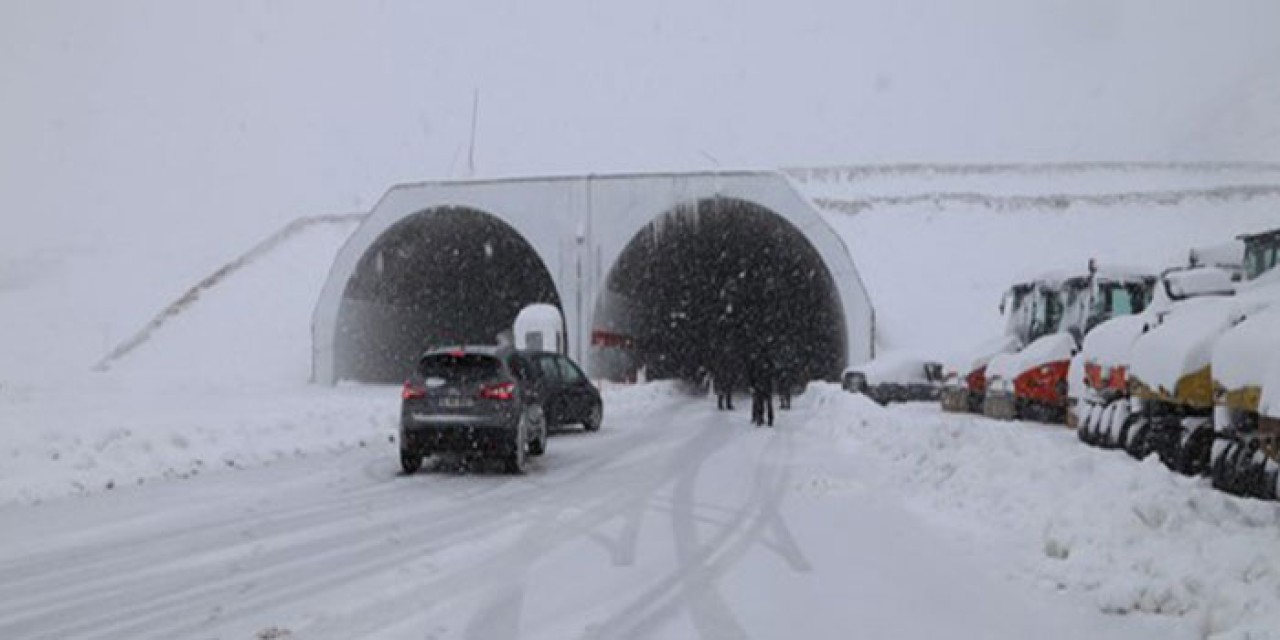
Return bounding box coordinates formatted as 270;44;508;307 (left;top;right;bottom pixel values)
440;397;474;408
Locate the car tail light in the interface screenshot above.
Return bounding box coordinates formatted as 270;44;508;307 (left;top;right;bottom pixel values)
401;380;427;400
480;382;515;401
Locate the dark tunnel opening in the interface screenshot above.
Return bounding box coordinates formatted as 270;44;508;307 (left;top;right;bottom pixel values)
335;207;562;383
591;198;846;388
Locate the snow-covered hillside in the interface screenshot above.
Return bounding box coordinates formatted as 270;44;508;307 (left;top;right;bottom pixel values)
794;164;1280;356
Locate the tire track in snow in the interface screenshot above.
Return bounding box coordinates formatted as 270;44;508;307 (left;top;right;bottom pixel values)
0;393;811;640
0;402;687;640
583;412;810;640
301;398;731;640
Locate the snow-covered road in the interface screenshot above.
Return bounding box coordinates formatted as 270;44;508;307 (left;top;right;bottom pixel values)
0;387;1190;640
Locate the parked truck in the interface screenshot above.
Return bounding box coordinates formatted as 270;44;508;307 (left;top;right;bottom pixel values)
1209;228;1280;498
1075;242;1242;452
984;263;1155;423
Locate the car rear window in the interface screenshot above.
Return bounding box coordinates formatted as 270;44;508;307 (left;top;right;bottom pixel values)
418;354;501;384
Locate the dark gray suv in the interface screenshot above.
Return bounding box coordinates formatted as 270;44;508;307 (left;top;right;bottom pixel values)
398;346;602;474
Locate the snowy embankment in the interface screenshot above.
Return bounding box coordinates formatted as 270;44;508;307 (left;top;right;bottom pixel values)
0;219;377;505
802;385;1280;640
792;164;1280;357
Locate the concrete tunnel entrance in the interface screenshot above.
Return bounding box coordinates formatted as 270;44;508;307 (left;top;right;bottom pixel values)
333;206;562;383
590;198;846;386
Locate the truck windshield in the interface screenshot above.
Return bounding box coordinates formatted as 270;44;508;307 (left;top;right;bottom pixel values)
1003;284;1036;343
1243;238;1279;281
1028;286;1063;342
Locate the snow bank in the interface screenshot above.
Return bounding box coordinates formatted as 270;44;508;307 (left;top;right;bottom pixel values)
0;382;399;505
802;384;1280;640
0;219;367;505
0;379;686;507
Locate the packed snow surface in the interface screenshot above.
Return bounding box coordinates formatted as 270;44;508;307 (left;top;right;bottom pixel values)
4;384;1279;639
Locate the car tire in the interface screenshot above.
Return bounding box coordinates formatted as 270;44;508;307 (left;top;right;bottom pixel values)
526;406;547;456
400;448;423;475
504;421;528;474
529;425;547;456
583;402;603;432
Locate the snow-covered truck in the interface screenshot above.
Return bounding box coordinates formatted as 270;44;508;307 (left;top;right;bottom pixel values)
1120;229;1279;478
1209;228;1280;498
939;278;1045;414
983;263;1156;423
1075;242;1242;452
842;352;943;404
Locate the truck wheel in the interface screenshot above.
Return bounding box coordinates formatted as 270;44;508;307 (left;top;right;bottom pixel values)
1178;427;1214;476
1123;417;1152;460
400;449;423;475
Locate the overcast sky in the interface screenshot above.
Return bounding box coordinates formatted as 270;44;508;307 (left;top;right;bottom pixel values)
3;0;1279;253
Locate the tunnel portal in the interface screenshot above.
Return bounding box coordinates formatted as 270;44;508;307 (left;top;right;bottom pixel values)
334;206;562;383
313;172;875;386
592;198;847;386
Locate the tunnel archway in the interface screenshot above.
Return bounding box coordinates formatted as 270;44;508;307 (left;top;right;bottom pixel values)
334;206;562;383
591;197;846;385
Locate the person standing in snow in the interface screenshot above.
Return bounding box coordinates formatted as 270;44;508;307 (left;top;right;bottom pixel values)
777;345;798;410
714;368;735;411
749;355;775;427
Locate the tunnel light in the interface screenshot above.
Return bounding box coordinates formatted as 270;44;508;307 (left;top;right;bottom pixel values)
401;381;427;400
479;382;516;401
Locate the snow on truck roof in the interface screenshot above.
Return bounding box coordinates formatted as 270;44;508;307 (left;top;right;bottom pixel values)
1187;239;1245;270
843;351;939;384
1238;228;1280;243
1009;263;1154;289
